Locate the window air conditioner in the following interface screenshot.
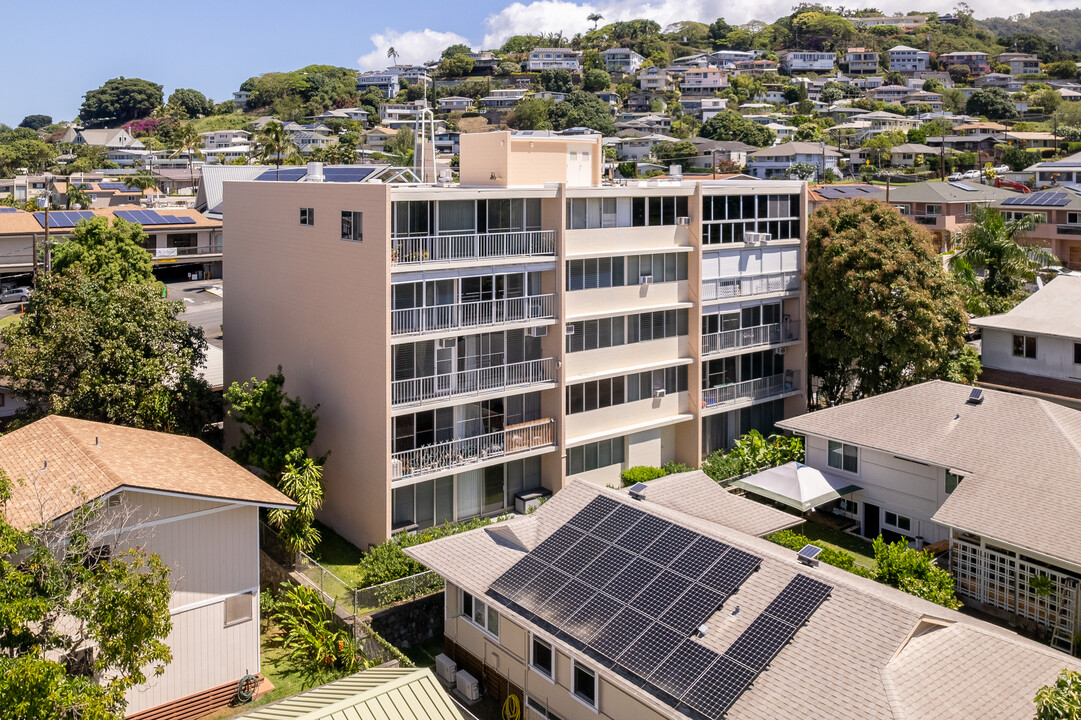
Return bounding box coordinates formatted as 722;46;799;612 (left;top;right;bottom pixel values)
745;232;772;244
435;654;457;686
640;274;654;285
676;216;691;225
565;325;575;335
653;389;666;399
526;326;548;337
775;347;787;355
455;669;480;702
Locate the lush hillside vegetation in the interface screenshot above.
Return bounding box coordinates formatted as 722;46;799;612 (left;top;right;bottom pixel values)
981;10;1081;56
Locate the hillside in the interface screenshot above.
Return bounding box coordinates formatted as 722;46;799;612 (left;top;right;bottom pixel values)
981;10;1081;54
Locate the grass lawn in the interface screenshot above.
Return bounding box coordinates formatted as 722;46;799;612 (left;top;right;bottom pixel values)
307;520;366;587
0;313;21;328
793;520;877;570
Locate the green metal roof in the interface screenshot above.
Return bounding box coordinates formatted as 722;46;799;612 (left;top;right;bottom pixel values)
240;668;464;720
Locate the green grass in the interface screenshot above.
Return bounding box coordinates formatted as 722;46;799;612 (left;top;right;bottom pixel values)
401;636;446;669
307;520;366;587
795;521;877;570
0;314;22;328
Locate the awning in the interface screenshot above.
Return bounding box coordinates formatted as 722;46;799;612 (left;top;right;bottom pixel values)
732;461;860;512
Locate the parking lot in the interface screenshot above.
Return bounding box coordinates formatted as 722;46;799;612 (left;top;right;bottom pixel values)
167;279;223;349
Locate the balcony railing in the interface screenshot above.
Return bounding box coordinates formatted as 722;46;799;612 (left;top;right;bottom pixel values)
702;321;799;357
151;243;222;258
912;215;940;226
1057;224;1081;236
391;294;555;336
391;357;556;406
701;371;801;411
701;272;800;301
391;418;555;481
391;230;555;266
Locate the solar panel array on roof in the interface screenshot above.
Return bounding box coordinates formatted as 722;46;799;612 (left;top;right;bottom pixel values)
97;182;139;191
1002;191;1070;207
32;210;95;228
487;496;833;720
814;185;879;200
322;167;376;183
0;207;19;213
254;168;308;182
114;210;197;226
947;181;977;191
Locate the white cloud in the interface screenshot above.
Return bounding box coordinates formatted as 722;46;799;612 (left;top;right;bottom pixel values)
357;28;472;70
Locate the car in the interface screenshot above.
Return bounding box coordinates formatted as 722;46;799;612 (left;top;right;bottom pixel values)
0;287;30;304
994;165;1010;174
948;172;964;181
963;169;981;179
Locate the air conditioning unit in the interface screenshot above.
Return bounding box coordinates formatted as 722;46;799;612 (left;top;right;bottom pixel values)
745;232;772;244
653;388;666;399
676;216;691;225
435;654;457;686
526;326;548;337
390;458;403;479
455;669;480;702
437;338;455;350
775;347;787;356
640;274;654;285
565;325;575;335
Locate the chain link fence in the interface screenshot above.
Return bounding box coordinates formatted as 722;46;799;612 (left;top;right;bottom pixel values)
353;570;445;615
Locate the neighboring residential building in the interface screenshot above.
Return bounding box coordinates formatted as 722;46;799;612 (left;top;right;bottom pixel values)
780;380;1081;649
1028;150;1081;186
232;89;251;108
311;107;371;124
974;73;1023;92
806;183;886;213
200;129;252;150
998;52;1041;76
593;90;621;108
887;179;1013;250
438;96;474;112
939;51;991;75
902;90;944;112
60;126;144;150
223;130;807;547
434;130;461;155
356;71;401;99
680;68;727;94
526;48;582;72
688;138;757;167
734;59;778;75
408;471;1081;719
0;415;293;718
888;45;930;72
843;48;880;74
480;88;528;110
780;51;837;73
887;142;942;167
867;84;915;104
971;276;1081;407
638;66;674;92
711;50;759;66
601;48;645;73
611;133;674;161
363;126;399;152
852;14;928;30
996;131;1059;149
747;142;842;180
989;189;1081;269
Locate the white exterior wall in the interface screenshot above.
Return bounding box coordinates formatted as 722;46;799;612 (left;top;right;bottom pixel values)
981;328;1081;381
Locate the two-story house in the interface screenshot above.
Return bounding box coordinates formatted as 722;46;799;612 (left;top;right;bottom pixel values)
679;68;726;95
601;48;645;74
998;52;1041;76
780;51;836;73
888;45;930;72
526;48;582;72
843;48;880;74
939;51;992;75
852;14;928;31
746;142;842;180
990;189;1081;269
887;180;1013;250
638;66;674;92
200;129;252;151
733;59;778;75
356;71;401;99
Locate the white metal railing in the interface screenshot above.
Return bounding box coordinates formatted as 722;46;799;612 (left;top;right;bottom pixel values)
391;357;556;406
391;294;555;336
391;230;555;265
391;418;555;480
701;271;800;301
702;321;798;356
700;371;800;410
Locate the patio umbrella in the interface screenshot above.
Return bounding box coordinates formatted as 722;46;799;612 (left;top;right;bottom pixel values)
732;461;860;512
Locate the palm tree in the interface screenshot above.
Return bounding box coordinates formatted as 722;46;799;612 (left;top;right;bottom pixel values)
387;46;399;64
257;121;297;180
951;206;1059;300
170;122;205;196
66;183;91;210
124;171;157;202
588;12;603;29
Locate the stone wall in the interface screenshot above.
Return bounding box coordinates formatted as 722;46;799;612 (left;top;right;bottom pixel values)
259;549;292;591
368;592;445;649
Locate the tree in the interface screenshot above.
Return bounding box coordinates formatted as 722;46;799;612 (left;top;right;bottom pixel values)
872;537;961;609
1034;88;1063;114
0;471;173;719
947;64;971;84
698;111;775;147
787;161;818;179
862;130;905;167
257;121;297;181
540;69;574;93
79;77;163;128
819;84;844;106
922;78;945;93
942;88;967;114
0;268;215;434
65;183;92;210
387;46;398;64
437;54;474;78
884;70;906;87
123;170;157;199
441;43;472;59
266;449;325;554
583;68;611;92
966;88;1019;120
547;91;617;134
653;140;696;163
1034;669;1081;719
50;217;153;287
951;207;1059;301
806;199;970;405
169;122;205;192
383;126;415;166
18;114;52;130
507;98;553;130
588;12;603;29
166;88;212;118
1044;60;1079;80
495;60;521;76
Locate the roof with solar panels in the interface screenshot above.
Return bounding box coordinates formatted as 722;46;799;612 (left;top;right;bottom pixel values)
0;205;219;235
408;474;1081;719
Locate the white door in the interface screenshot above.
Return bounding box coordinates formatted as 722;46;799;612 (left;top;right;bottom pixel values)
435;339;456;395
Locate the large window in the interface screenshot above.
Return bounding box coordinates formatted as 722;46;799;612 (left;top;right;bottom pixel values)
566;196;687;229
530;635;553;679
702;193;801;244
567;366;687;414
828;440;858;474
884;511;912;533
566;317;626;353
462;591;499;638
341;211;363;242
1013;334;1037;359
573;662;597;708
565;253;687;291
627;309;689;343
566;438;625;475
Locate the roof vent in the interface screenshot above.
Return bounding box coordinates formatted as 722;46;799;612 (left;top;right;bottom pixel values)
966;387;984;405
798;544;823;567
628;482;649;501
697;623;709;637
305;162;324;182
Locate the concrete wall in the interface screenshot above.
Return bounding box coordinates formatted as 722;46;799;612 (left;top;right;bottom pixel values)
982;328;1081;381
369;592;445;649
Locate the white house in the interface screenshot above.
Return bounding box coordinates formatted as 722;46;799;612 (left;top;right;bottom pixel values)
526;48;582;72
356;71;401;99
888;45;930;72
747;142;841;180
200;129;252;151
311;107;371;123
781;51;836;73
437;96;474;112
601;48;645;73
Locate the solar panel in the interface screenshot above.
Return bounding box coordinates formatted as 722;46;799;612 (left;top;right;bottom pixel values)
577;545;635;587
947;181;977;191
590;503;645;541
760;574;832;628
967;387;984;404
698;547;761;595
681;655;758;719
631;570;691;617
614;514;673;553
616;622;684;678
588;606;652;659
114;210;140;223
669;536;731;580
1006;191;1069;207
539;579;596;627
722;612;795;672
659;583;725;634
531;526;585;564
33;210;95;228
1066;184;1081;194
563;591;623;643
488;555;547;601
515;567;573;615
254;168;307;182
558;534;609;573
0;207;19;213
566;495;620;532
323;167;375;182
603;558;665;600
176;216;196;224
640;525;699;566
648;639;718;699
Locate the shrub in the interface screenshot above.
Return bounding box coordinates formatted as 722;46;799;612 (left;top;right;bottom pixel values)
357;515;498;587
620;465;668;487
872;536;961;609
767;529;872;578
662;461;692;475
269;583;369;675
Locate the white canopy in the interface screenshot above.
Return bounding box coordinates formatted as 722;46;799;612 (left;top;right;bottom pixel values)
733;461;860;512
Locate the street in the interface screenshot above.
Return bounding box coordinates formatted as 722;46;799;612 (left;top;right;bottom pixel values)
167;279;223;349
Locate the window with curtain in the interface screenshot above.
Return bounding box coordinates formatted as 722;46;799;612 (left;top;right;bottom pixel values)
437;200;475;234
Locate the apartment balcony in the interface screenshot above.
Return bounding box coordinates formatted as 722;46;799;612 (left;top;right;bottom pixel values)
391;294;556;337
391;230;556;267
1056;225;1081;236
912;215;940;226
701;271;800;302
391;357;557;407
391;418;555;481
702;321;799;357
700;371;801;414
150;243;222;259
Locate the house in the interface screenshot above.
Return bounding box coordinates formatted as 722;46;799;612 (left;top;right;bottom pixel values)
0;415;294;718
611;133;674;161
363;126;399;152
746;142;842;180
232;89;251;109
887;179;1013;250
733;59;777;75
438;96;474;112
998;52;1041;76
637;66;674;92
223;130;807;545
602;48;645;73
678;96;727;121
534;91;567;102
356;71;401;99
888;45;930;73
989;189;1081;269
1028;151;1081;186
852;14;928;30
970;276;1081;407
779;380;1081;649
407;471;1081;719
843;48;880;74
200;129;252;151
780;51;836;73
806;183;886;213
867;84;914;104
710;50;759;67
311;107;370;124
480;88;528;110
902;90;944;112
526;48;582;72
688;138;756;167
434;130;460;156
764;123;797;142
939;51;992;76
593;90;620;108
974;73;1023;92
60;126;144;150
996;131;1059;150
680;68;726;95
887;142;942;167
467;50;500;74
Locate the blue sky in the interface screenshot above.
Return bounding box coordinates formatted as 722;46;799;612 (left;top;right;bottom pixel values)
3;0;1077;127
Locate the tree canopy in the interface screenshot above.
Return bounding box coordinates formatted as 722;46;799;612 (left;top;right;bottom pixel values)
1034;668;1081;719
698;111;775;147
18;114;52;130
966;87;1018;119
50;217;154;288
806;199;973;405
166;88;213;118
79;77;163;128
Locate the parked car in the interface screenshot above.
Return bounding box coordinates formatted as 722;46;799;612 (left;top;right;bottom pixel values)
948;172;964;181
963;169;980;179
994;165;1010;174
0;287;31;304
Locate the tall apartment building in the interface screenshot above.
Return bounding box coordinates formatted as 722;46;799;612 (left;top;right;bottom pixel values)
224;132;807;548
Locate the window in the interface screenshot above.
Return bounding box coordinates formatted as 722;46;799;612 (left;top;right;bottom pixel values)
531;635;553;679
573;662;597;708
946;471;963;494
1069;212;1081;226
224;593;253;627
884;511;912;533
837;498;858;515
299;207;314;226
462;591;499;637
341;211;363;242
1013;334;1037;359
1076;343;1081;365
526;698;564;720
827;440;858;474
925;204;943;216
566;437;625;475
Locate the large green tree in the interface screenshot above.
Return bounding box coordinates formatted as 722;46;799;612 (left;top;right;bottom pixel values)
806;199;973;405
506;98;553;130
18;114;52;130
548;91;618;134
698;111;775;147
966;88;1019;120
50;217;153;287
79;78;163;128
167;88;213;118
0;471;173;719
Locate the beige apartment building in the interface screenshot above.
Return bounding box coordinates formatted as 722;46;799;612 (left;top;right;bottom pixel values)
224;132;807;548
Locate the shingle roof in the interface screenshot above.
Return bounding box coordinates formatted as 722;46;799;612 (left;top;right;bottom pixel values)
749;142;843;158
885;180;1014;204
407;476;1081;720
779;381;1081;566
970;276;1081;339
0;416;294;530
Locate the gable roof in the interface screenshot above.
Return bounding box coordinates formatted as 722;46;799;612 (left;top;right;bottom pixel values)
778;381;1081;566
750;142;843;158
0;416;293;530
970;276;1081;339
885;180;1013;204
